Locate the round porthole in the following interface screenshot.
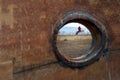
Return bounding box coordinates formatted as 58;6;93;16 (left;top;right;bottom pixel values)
52;11;110;67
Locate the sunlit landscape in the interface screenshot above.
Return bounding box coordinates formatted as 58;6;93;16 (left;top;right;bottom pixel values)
57;22;92;58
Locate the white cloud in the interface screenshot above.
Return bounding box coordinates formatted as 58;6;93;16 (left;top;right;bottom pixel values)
64;22;85;28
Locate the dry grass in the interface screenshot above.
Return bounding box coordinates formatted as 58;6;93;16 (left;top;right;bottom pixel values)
57;35;92;41
57;35;92;58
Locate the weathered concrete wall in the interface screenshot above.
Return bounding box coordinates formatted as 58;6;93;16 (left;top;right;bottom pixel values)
0;0;119;80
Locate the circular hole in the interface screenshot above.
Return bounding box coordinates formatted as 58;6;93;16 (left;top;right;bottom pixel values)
57;22;92;59
55;19;103;62
52;11;109;67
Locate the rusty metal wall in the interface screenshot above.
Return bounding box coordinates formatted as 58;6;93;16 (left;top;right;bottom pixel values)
0;0;120;80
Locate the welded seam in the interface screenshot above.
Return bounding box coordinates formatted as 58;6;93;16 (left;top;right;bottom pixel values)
13;61;58;74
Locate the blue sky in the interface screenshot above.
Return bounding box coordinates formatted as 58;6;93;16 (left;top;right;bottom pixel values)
58;22;91;35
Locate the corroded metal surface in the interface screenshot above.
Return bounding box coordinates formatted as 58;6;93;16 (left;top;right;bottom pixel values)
0;0;119;80
0;61;13;80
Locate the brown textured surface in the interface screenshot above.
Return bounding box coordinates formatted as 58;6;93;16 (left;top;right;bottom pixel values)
109;51;120;80
0;0;119;80
14;59;108;80
0;60;13;80
14;51;120;80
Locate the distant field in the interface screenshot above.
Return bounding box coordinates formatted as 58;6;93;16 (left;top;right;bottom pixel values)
57;35;92;58
57;35;92;41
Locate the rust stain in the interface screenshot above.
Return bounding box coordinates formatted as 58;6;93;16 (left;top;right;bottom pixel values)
0;4;17;29
103;8;114;17
88;0;99;5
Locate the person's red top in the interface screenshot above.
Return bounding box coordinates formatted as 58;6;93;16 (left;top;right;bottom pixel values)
78;26;81;31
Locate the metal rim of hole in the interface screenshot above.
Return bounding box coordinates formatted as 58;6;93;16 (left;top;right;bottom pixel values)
52;11;110;67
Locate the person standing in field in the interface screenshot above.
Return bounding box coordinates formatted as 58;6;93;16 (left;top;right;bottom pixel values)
76;26;81;35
